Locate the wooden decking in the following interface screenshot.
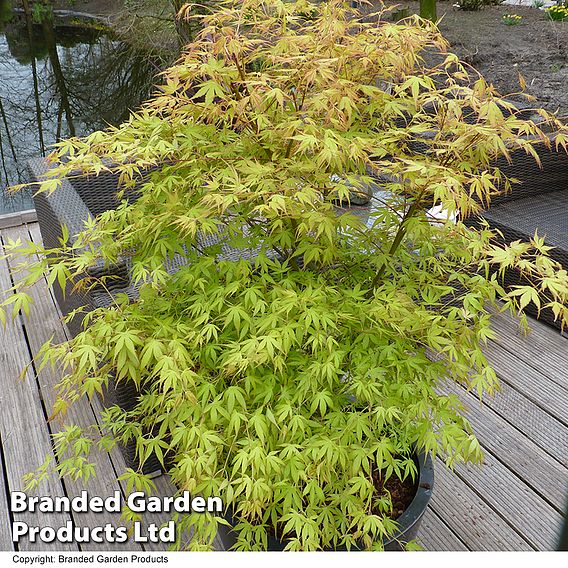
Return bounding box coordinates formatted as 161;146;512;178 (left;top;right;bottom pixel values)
1;221;567;552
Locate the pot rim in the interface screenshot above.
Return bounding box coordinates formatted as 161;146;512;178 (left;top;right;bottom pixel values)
219;449;435;550
383;450;434;548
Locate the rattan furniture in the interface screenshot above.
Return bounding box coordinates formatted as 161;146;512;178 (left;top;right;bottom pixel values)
29;159;162;475
28;158;261;475
464;141;568;331
30;146;568;334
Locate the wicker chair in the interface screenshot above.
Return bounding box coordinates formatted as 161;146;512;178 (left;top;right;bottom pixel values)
464;141;568;331
29;158;164;475
28;144;568;474
28;158;270;475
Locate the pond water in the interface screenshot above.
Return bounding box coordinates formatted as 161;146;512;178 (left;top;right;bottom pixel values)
0;1;160;214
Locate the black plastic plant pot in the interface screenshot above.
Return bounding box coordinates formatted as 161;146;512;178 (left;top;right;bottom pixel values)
217;451;434;551
383;451;434;551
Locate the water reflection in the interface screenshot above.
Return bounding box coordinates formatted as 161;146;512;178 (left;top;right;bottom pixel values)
0;3;161;214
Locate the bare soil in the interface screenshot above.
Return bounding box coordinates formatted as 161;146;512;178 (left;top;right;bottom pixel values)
52;0;120;16
375;468;417;519
385;2;568;117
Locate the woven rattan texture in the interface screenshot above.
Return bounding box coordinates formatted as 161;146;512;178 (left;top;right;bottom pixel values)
466;142;568;330
29;159;159;473
491;144;568;205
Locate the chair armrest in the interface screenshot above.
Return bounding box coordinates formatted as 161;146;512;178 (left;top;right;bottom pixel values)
28;158;129;279
28;158;94;245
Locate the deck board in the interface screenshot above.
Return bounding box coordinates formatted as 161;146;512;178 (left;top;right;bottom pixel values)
429;463;534;551
484;341;568;426
490;310;568;391
468;373;568;468
445;381;568;510
0;235;77;551
26;224;179;551
0;437;15;551
450;452;563;550
418;508;469;551
3;224;145;552
26;224;204;552
1;222;567;551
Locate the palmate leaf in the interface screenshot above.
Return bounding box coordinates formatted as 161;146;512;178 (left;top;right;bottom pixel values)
3;291;33;319
309;390;334;416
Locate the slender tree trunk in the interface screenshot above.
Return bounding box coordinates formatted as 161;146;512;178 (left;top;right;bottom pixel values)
0;97;17;164
41;11;76;136
420;0;437;21
21;0;46;156
0;127;10;186
56;101;64;142
0;96;15;198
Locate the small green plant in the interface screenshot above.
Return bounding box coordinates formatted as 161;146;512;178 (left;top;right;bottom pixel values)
547;4;568;20
3;0;568;552
532;0;545;8
502;13;522;24
31;1;53;24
